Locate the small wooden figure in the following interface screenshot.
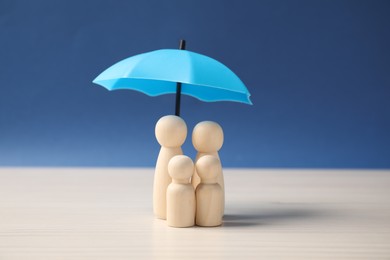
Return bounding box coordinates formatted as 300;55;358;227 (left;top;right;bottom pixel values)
195;155;224;227
191;121;225;211
166;155;196;228
153;115;187;219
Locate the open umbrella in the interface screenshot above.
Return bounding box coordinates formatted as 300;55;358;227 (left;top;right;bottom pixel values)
93;40;252;116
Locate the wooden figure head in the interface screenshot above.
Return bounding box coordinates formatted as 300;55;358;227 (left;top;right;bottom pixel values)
155;115;187;148
192;121;224;153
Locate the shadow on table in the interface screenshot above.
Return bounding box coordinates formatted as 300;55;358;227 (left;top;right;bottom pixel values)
223;207;330;228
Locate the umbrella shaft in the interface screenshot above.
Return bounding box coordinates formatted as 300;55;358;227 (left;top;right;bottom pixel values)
179;39;186;50
175;39;185;116
175;82;182;116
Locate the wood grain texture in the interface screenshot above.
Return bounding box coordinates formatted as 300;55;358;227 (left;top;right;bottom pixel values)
0;168;389;259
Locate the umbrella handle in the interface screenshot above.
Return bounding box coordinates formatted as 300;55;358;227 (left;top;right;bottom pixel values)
175;39;186;117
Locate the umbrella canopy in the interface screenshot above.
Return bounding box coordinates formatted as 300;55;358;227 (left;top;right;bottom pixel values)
93;42;252;116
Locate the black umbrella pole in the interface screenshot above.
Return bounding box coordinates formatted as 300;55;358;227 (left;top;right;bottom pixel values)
175;39;186;117
179;39;186;50
175;82;182;116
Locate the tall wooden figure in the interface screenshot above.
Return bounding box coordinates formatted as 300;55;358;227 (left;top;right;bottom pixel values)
191;121;225;211
154;115;187;219
166;155;196;228
195;155;224;227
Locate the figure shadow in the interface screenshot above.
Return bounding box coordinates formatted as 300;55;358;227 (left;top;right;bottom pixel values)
222;207;331;228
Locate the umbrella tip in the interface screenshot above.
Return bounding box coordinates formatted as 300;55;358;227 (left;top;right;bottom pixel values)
247;96;253;105
179;39;186;50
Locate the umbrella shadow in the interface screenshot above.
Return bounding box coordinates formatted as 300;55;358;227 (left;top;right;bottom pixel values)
222;207;331;228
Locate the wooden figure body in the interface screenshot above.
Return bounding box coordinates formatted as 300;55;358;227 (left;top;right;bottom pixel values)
166;155;196;228
153;115;187;219
191;121;225;211
195;155;224;227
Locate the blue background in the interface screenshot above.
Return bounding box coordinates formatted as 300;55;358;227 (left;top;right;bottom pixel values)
0;0;389;168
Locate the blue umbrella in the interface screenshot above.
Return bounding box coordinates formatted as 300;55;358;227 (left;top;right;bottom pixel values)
93;40;252;116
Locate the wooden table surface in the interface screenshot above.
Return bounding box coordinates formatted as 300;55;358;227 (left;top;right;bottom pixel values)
0;168;389;259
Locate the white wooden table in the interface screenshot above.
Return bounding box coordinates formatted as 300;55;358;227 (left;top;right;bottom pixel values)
1;168;389;259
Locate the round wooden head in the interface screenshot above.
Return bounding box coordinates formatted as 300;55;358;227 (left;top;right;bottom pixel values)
195;155;221;183
192;121;224;153
168;155;194;182
155;115;187;147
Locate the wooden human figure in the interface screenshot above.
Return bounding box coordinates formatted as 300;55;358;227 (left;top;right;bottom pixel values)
166;155;196;228
191;121;225;210
153;115;187;219
195;155;224;227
